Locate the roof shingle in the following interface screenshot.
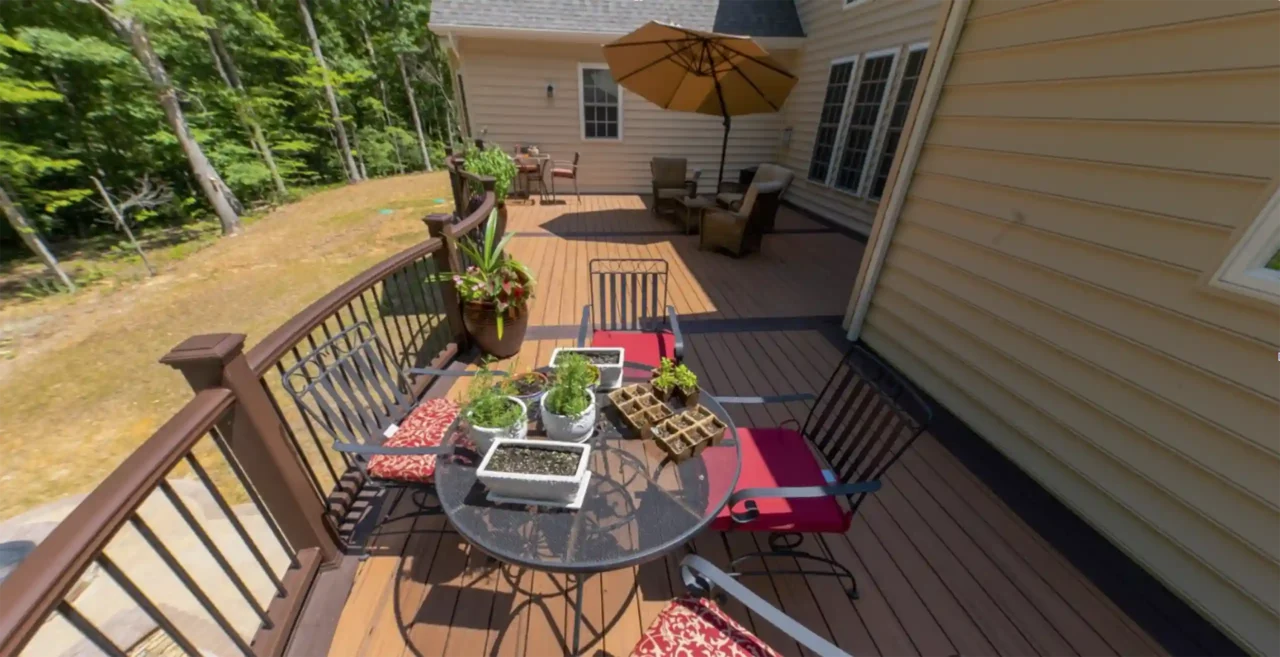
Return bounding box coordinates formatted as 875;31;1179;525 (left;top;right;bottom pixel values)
430;0;805;39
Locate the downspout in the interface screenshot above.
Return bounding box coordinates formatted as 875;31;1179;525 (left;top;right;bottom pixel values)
844;0;970;340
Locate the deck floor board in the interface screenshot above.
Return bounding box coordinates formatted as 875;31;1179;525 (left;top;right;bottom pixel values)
325;200;1170;657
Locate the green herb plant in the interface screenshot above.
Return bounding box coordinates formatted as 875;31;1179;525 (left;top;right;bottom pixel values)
463;144;518;203
651;357;677;393
462;368;523;428
544;353;594;418
673;363;698;393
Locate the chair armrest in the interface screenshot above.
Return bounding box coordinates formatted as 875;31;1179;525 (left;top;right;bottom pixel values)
680;555;852;657
688;169;702;182
666;305;684;361
333;442;454;456
407;367;509;377
728;481;882;524
578;304;591;348
712;393;816;404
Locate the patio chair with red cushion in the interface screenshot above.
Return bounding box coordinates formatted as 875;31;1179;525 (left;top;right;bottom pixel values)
551;152;581;202
631;554;851;657
577;259;684;378
281;322;500;519
706;343;932;599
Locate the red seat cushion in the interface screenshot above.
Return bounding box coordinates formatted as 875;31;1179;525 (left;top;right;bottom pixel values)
552;167;576;178
630;595;782;657
366;398;459;484
518;164;540;173
592;330;676;379
705;428;852;533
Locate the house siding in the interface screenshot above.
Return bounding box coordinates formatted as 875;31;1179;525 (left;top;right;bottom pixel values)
454;38;793;194
778;0;942;234
861;1;1280;653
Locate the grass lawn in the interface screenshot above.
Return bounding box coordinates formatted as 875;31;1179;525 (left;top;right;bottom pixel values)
0;172;452;521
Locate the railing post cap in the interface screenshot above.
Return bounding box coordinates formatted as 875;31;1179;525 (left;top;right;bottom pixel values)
160;333;247;367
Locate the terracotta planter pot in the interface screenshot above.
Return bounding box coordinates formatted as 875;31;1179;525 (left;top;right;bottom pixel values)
464;302;529;358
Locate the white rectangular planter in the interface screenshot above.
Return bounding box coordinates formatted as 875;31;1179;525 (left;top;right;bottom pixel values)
476;439;592;502
550;347;625;390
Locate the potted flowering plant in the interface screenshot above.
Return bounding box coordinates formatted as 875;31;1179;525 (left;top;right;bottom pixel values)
447;210;535;357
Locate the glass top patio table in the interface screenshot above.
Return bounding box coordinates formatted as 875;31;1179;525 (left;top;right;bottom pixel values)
434;365;741;574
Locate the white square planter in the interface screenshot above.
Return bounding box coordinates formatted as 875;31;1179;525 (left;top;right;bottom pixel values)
476;439;592;502
550;347;625;390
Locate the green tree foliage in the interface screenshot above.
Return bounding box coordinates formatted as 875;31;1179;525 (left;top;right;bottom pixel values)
0;0;457;255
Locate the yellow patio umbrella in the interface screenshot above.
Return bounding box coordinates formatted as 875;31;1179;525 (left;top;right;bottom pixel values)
604;22;798;191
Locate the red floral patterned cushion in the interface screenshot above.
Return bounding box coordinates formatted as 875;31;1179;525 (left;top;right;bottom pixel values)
630;595;782;657
366;398;459;484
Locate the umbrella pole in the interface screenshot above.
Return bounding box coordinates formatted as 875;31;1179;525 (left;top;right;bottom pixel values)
714;73;730;194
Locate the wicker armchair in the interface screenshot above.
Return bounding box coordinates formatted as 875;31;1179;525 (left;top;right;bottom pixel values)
650;157;700;216
717;163;794;232
699;181;784;257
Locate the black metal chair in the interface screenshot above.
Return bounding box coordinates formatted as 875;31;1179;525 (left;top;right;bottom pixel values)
630;554;852;656
709;343;932;599
577;259;684;377
281;322;496;516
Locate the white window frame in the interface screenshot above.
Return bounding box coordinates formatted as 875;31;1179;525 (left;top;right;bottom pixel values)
806;55;860;184
828;47;900;197
578;62;623;142
866;40;930;201
1208;185;1280;304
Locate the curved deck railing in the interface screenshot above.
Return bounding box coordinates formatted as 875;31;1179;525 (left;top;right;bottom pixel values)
0;173;492;657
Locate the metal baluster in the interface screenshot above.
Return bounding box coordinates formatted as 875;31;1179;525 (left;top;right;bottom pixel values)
129;515;257;655
277;358;342;484
209;425;300;568
158;481;272;627
57;600;126;657
261;377;332;496
184;453;289;595
98;555;201;657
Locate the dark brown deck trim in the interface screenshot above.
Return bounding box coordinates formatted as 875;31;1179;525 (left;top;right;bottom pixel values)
526;314;847;340
510;227;839;238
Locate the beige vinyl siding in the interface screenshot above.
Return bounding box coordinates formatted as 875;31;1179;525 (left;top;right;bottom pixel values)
779;0;941;234
455;38;792;193
861;1;1280;652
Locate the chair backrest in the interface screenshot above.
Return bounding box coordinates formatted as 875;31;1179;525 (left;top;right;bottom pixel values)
651;157;688;186
588;259;669;331
802;343;932;514
281;322;416;452
738;179;783;219
753;164;795;197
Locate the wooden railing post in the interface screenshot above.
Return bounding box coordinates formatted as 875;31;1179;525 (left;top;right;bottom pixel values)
423;218;468;348
161;334;341;564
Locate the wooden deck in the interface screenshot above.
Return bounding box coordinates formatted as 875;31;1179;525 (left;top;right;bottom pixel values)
319;199;1183;657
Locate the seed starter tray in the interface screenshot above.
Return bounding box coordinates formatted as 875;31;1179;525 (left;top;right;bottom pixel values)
648;406;727;463
608;383;673;431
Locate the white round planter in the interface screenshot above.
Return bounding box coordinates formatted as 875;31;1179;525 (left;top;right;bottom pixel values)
540;394;597;443
466;397;528;453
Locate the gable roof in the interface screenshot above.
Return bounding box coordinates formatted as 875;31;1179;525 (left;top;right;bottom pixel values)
430;0;805;39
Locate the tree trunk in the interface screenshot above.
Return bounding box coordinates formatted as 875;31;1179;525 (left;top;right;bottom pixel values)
0;184;76;291
197;0;288;196
296;0;361;182
360;22;404;174
90;176;156;276
397;53;433;172
116;17;241;235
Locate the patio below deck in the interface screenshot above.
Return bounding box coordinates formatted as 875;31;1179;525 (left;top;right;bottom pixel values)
307;198;1226;657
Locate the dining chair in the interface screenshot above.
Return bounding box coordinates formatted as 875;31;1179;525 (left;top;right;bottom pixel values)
707;342;932;600
578;259;684;378
630;554;851;656
281;322;502;516
551;152;581;202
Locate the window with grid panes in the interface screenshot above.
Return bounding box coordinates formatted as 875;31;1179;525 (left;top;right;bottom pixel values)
581;67;620;140
833;53;895;193
869;47;926;199
807;61;855;182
